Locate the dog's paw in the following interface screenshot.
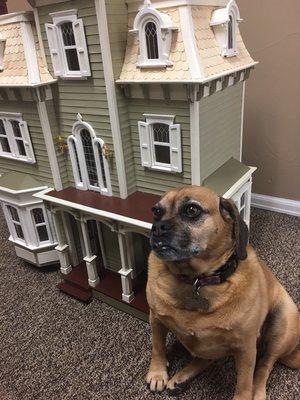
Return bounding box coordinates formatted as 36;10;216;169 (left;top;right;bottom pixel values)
146;370;168;393
167;376;188;396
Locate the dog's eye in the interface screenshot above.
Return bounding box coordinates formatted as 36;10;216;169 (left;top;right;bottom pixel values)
152;206;164;219
185;204;201;218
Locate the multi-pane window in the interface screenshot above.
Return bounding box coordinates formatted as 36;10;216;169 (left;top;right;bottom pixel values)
0;114;35;163
145;21;159;60
3;203;54;248
138;115;182;173
46;10;91;78
152;123;170;165
68;120;112;195
32;208;50;243
60;22;80;72
7;205;25;241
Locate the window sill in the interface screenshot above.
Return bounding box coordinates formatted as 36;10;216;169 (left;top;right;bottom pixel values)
145;164;180;174
223;49;238;58
9;235;58;251
0;154;36;164
57;74;89;80
137;61;173;69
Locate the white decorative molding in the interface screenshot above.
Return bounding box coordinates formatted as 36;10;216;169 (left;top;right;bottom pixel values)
179;6;203;80
0;12;33;26
251;194;300;217
95;0;128;199
190;101;201;185
239;80;245;161
20;21;41;85
126;0;228;13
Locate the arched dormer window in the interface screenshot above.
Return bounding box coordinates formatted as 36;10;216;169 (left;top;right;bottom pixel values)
145;21;159;59
131;0;177;68
210;0;242;57
68;114;112;196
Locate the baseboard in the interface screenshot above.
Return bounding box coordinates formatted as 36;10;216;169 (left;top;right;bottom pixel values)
251;193;300;217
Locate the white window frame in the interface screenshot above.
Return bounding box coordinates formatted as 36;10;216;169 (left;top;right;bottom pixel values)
46;9;91;79
210;0;242;57
2;202;55;249
138;114;182;173
30;206;53;246
230;180;252;228
0;112;36;164
131;1;177;68
68;116;112;196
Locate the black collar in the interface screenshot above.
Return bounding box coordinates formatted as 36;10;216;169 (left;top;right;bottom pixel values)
177;253;238;295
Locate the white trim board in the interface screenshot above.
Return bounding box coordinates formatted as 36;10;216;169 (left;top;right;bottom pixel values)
251;193;300;217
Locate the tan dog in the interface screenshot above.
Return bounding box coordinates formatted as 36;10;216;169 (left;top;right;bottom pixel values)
146;186;299;400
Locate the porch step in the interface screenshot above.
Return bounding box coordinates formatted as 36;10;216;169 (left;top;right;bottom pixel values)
58;281;92;303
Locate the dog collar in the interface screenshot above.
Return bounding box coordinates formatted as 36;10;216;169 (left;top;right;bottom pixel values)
178;253;238;294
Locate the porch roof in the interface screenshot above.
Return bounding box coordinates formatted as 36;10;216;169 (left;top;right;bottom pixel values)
35;187;160;230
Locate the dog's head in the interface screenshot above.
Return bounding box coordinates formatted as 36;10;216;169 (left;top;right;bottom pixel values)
150;186;248;263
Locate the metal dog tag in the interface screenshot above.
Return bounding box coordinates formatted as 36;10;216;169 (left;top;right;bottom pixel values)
185;294;209;311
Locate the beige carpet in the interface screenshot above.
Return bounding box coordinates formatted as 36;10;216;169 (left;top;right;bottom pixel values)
0;208;299;400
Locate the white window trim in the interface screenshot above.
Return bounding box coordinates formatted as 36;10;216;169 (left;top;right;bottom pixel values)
131;1;177;68
139;114;182;173
210;0;242;57
0;112;36;164
68;116;112;196
29;206;54;246
46;9;91;79
2;202;56;249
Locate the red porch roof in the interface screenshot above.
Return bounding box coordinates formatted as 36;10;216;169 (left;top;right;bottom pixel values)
46;187;160;226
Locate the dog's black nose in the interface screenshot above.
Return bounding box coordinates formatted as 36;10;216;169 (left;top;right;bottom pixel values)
151;220;172;237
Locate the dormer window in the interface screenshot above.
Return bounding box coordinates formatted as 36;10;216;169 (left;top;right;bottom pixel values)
131;0;177;68
210;0;242;57
145;21;159;59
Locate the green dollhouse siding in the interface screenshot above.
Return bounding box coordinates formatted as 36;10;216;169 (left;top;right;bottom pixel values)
106;0;137;195
128;99;191;195
199;83;243;182
44;99;69;188
0;101;54;187
37;0;120;196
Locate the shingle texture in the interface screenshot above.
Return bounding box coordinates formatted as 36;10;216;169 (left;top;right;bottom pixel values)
119;5;255;82
192;6;254;78
0;22;54;86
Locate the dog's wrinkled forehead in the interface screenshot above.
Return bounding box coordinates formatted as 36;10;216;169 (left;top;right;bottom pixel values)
158;186;219;218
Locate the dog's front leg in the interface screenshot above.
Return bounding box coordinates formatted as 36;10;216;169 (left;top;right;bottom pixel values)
233;342;257;400
146;311;169;392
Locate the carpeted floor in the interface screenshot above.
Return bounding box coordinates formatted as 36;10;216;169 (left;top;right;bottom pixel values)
0;208;299;400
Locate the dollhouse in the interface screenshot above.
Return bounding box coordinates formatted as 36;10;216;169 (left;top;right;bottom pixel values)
0;0;256;320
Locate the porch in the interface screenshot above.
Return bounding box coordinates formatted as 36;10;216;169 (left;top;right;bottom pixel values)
34;187;159;320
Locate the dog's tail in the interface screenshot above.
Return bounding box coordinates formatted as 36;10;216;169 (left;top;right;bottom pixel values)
279;316;300;369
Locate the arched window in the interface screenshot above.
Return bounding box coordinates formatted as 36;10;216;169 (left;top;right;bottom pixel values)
68;117;112;195
228;15;234;50
145;21;159;60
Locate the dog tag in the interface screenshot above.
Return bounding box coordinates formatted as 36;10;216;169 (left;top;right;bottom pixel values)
185;294;209;312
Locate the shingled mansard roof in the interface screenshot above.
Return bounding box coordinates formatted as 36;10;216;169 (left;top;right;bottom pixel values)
119;0;257;83
0;12;55;87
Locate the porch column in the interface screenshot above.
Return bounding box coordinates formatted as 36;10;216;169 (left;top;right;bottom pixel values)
80;219;100;287
118;231;134;303
52;209;72;275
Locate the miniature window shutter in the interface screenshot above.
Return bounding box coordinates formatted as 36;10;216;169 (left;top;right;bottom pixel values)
72;19;91;77
45;24;62;76
138;121;151;167
169;124;182;173
19;121;36;163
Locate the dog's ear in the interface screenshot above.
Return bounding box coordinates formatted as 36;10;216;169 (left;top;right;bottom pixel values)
219;197;249;260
